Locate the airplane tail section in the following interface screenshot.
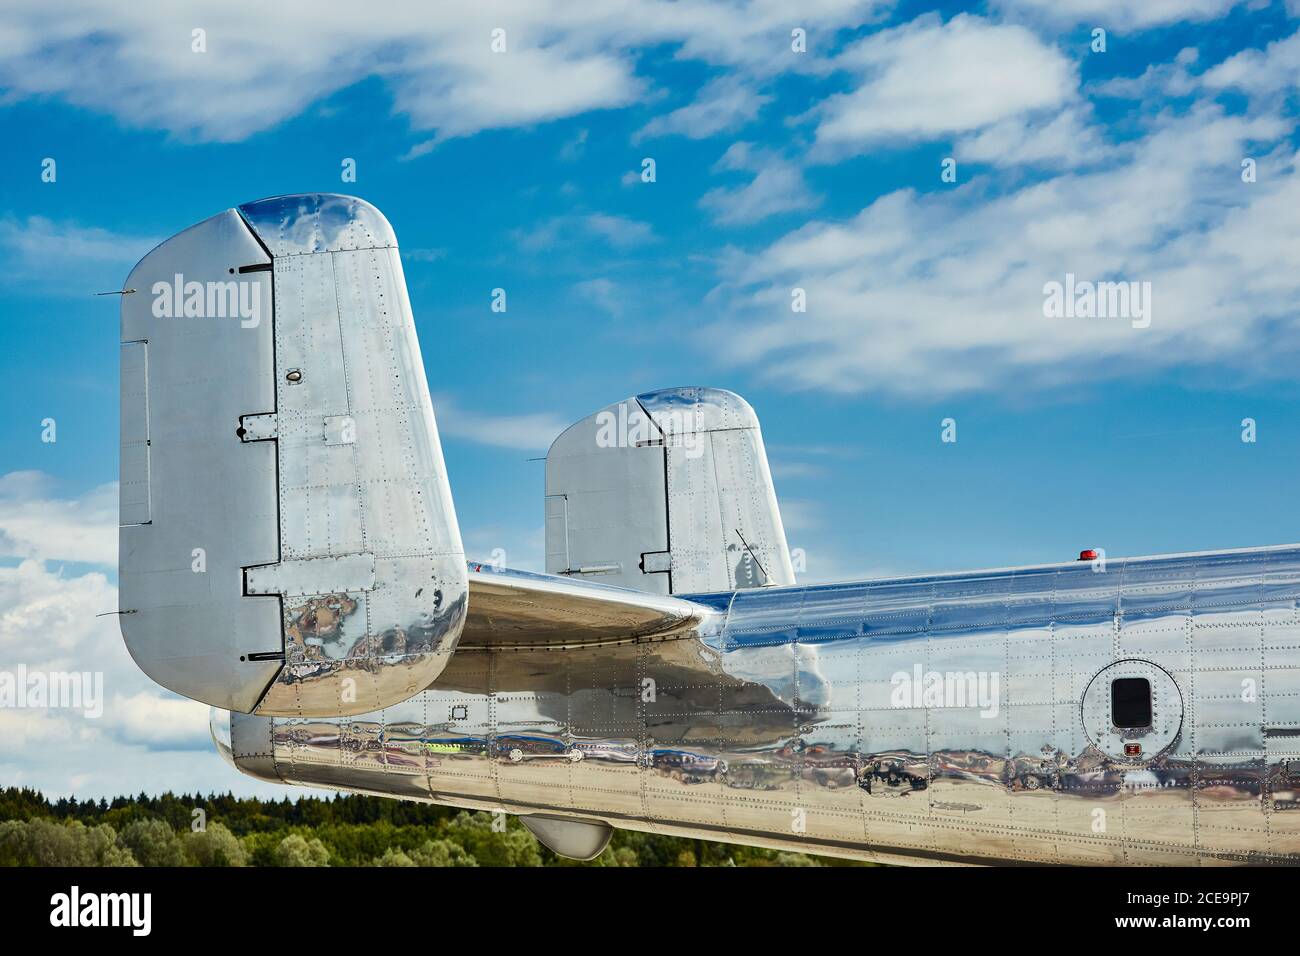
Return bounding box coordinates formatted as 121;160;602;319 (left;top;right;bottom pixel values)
544;386;795;595
119;194;468;718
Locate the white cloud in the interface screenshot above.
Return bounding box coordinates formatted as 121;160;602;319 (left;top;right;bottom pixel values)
706;106;1299;397
994;0;1244;29
401;247;448;263
0;481;307;798
573;277;625;317
0;555;280;796
514;213;657;252
776;498;821;533
0;472;116;567
0;0;883;145
700;142;821;225
462;524;546;572
958;106;1109;168
1093;47;1202;100
769;460;825;480
432;395;569;450
558;127;589;161
815;15;1076;153
795;549;900;586
1098;36;1300;106
0;558;116;660
637;75;771;140
107;693;211;750
0;217;158;295
1202;28;1300;96
584;213;658;247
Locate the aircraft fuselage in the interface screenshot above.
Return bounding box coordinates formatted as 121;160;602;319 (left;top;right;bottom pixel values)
223;545;1300;866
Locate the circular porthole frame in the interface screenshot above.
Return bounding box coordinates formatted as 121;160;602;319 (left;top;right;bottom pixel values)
1080;658;1184;764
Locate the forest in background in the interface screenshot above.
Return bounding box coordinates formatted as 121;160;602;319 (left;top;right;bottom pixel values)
0;788;870;867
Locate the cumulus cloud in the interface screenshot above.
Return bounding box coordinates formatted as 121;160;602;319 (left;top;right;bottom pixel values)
0;0;882;145
1201;28;1300;96
107;693;211;751
1097;35;1300;106
706;106;1299;397
0;559;210;789
0;557;116;663
0;483;296;798
1092;47;1203;101
0;472;116;567
461;524;546;572
814;15;1076;154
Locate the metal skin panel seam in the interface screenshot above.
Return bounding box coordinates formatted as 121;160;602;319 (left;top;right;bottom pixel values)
140;198;1298;865
247;219;467;718
224;544;1300;865
121;195;468;720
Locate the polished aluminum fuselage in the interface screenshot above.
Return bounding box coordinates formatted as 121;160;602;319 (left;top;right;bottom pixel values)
233;545;1300;866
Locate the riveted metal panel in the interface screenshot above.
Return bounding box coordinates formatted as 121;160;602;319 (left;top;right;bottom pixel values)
545;387;794;596
212;392;1300;862
121;195;467;718
248;222;468;717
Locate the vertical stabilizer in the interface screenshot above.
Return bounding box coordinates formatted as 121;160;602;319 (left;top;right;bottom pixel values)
119;194;467;717
544;386;794;595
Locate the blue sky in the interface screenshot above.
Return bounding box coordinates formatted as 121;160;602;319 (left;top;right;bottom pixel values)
3;0;1300;797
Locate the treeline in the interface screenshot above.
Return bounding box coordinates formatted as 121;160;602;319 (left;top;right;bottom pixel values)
0;787;867;867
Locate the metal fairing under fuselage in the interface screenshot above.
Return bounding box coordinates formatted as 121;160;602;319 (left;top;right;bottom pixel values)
222;545;1300;867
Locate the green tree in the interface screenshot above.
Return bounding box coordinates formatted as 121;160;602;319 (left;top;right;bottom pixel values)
274;833;331;867
184;822;248;867
444;812;542;867
117;818;186;867
407;838;477;867
0;819;137;866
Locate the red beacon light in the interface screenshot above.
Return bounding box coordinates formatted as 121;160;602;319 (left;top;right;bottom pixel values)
1078;549;1100;562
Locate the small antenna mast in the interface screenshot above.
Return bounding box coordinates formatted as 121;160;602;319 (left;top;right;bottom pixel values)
733;528;769;582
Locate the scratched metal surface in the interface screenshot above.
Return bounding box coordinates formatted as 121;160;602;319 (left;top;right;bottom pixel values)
224;545;1300;866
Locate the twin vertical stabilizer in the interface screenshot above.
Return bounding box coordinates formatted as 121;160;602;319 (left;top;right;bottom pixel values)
544;386;794;595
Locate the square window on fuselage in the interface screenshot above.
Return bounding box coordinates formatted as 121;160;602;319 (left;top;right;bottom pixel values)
1111;677;1152;730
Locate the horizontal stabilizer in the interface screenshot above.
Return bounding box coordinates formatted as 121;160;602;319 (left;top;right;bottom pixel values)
461;564;712;649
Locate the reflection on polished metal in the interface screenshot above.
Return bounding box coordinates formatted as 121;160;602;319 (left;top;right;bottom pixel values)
520;816;614;861
119;193;467;719
124;195;1300;865
209;707;234;770
227;545;1300;865
545;387;794;594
